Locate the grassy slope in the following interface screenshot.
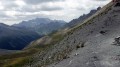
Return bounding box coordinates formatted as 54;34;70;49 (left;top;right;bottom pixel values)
0;2;113;67
0;31;65;67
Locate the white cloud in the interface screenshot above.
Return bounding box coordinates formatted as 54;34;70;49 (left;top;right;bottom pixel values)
0;0;111;25
14;0;26;6
0;2;4;10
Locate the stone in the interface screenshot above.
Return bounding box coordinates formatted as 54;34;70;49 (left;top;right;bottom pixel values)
113;36;120;46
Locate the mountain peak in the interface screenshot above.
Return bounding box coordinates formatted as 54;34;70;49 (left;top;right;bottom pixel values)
13;18;66;35
0;23;9;27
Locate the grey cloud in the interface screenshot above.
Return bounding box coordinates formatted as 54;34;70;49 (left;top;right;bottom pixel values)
13;13;50;23
0;0;111;25
17;4;63;12
40;5;63;11
76;7;86;11
24;0;65;4
4;4;18;9
0;0;19;11
0;14;8;18
19;6;37;12
0;11;10;18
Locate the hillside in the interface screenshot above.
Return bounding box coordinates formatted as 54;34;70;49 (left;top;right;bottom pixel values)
0;23;41;50
0;1;120;67
0;49;20;56
13;18;66;35
48;2;120;67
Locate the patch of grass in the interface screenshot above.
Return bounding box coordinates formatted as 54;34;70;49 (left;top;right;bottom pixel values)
3;57;30;67
0;31;66;67
0;48;40;67
0;48;38;60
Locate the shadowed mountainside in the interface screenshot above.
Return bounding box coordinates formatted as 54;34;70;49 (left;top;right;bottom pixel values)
0;23;41;50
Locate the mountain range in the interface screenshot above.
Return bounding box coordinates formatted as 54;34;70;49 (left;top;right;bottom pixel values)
0;18;66;50
65;7;101;28
13;18;66;35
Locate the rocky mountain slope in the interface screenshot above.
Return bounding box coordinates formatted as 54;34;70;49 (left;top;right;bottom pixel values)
23;1;120;67
0;1;120;67
13;18;66;35
47;2;120;67
0;23;41;50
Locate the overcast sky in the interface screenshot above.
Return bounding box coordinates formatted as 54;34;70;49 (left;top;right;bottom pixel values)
0;0;111;25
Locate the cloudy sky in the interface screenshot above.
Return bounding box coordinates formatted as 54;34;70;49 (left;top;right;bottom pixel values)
0;0;111;25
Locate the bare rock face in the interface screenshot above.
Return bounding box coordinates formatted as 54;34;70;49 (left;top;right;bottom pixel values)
113;36;120;46
115;3;120;6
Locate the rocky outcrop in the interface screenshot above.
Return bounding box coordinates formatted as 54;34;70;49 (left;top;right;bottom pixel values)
113;36;120;46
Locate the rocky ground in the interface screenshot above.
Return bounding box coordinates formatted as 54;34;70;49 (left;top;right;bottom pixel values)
47;2;120;67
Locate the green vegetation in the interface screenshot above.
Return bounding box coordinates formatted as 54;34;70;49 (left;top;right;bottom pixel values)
0;48;39;67
0;30;66;67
